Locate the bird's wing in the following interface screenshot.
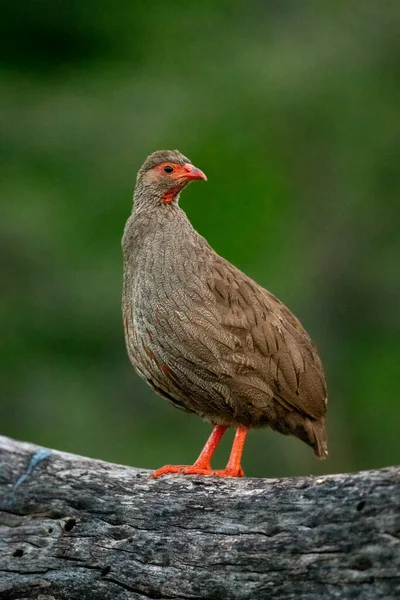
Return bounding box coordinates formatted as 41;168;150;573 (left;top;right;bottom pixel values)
203;255;328;420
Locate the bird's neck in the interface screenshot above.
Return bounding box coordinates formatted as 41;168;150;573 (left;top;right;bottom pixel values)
132;182;181;213
122;187;197;266
122;187;213;310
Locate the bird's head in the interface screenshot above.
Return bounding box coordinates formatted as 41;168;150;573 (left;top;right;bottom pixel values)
135;150;207;205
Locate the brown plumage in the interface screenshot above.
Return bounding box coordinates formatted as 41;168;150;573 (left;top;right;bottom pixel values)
122;150;328;478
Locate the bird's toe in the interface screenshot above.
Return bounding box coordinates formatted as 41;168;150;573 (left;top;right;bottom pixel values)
212;467;245;478
181;466;213;476
151;465;187;478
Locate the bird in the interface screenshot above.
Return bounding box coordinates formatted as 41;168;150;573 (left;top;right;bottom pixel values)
122;149;328;478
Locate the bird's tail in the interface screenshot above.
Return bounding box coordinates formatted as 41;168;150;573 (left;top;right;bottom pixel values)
311;419;328;459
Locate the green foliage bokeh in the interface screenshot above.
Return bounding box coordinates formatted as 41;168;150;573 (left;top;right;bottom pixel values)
1;1;399;477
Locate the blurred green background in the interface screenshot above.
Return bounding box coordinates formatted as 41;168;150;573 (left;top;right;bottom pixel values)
1;1;399;478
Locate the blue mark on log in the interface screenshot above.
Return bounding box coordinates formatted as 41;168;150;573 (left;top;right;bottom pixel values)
13;448;52;490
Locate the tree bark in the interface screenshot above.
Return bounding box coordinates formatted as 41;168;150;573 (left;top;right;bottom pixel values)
0;435;399;600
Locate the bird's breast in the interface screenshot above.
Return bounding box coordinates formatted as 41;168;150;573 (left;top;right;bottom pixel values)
122;224;211;387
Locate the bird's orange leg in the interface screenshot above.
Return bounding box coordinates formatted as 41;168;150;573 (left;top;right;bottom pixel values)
152;425;227;478
213;426;247;477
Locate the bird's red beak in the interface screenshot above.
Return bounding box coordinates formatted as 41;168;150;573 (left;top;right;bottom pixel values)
183;163;207;181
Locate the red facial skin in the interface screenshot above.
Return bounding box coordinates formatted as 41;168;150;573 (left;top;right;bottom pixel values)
154;162;207;204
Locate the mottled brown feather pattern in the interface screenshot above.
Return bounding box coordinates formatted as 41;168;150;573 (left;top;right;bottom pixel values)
122;150;328;459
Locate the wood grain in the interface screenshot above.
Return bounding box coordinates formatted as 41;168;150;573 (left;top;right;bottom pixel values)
0;435;399;599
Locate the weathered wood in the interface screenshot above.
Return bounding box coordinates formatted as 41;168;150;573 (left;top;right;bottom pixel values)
0;436;399;600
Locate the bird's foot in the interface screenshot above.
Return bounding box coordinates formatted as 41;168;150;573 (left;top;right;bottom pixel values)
151;464;244;479
152;465;212;478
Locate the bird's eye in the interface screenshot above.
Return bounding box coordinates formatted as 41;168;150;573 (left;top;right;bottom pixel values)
164;166;174;174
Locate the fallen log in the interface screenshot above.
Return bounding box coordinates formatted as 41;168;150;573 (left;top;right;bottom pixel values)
0;435;399;599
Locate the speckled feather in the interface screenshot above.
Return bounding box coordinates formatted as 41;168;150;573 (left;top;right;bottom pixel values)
122;150;328;458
